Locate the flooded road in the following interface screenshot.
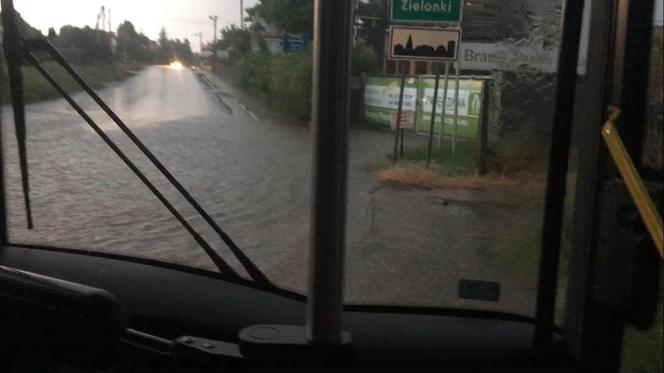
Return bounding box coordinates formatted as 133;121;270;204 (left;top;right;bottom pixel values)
2;66;535;314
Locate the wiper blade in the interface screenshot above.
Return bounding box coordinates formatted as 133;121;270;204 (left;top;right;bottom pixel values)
22;50;241;279
22;39;272;287
1;0;33;229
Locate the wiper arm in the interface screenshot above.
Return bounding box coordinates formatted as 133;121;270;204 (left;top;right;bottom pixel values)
1;1;33;229
28;39;272;287
21;39;272;287
22;50;241;279
1;0;270;284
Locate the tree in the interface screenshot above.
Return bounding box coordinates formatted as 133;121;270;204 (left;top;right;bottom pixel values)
172;38;193;64
247;0;313;35
56;25;113;64
356;0;389;59
351;41;380;75
117;20;139;62
217;25;253;62
158;27;173;63
47;27;58;42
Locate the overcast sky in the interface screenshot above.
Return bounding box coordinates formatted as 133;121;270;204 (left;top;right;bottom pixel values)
10;0;259;52
5;0;664;52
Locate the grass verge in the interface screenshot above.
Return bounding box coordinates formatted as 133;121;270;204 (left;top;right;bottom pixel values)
1;61;142;105
375;165;516;190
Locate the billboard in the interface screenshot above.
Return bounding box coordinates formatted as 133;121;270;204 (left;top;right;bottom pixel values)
416;77;483;138
363;75;485;138
363;76;418;129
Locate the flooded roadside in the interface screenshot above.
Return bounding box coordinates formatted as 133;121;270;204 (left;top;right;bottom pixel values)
2;66;536;315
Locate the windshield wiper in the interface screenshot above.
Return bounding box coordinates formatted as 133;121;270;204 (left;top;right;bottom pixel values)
1;2;33;230
22;50;242;279
26;38;272;287
0;14;272;286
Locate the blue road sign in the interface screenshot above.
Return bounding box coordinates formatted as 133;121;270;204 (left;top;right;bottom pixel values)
283;33;309;53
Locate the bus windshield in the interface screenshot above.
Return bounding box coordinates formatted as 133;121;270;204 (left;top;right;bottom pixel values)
1;0;661;324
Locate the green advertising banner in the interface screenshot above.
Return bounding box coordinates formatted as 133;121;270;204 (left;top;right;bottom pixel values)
363;75;484;140
416;77;483;138
363;76;419;129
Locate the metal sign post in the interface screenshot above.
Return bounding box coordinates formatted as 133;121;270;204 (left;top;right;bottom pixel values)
438;62;451;150
452;61;460;155
387;0;463;163
393;75;407;163
427;73;441;166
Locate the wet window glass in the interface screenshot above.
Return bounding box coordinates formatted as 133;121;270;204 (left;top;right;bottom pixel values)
0;0;586;317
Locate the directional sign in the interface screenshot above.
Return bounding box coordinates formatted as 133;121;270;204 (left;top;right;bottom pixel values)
283;33;309;53
392;0;462;23
389;26;460;62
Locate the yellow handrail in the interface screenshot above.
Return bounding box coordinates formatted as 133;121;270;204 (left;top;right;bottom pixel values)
601;106;663;258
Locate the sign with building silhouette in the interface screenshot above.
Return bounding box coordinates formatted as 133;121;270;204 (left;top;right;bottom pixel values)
389;26;460;62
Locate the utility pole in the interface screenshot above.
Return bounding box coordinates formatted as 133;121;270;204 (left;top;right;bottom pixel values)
240;0;245;29
195;32;203;53
208;15;218;43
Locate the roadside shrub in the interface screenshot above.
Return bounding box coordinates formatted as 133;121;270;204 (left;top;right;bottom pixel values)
269;51;312;119
231;50;311;120
229;42;379;122
351;42;381;76
231;52;273;96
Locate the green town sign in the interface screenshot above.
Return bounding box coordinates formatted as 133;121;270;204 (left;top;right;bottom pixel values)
391;0;463;23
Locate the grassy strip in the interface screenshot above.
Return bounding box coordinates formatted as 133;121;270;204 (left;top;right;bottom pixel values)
375;165;516;190
368;138;478;176
390;140;477;176
366;138;519;191
1;61;141;105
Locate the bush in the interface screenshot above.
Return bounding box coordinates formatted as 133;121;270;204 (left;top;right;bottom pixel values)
231;50;312;120
229;42;379;122
269;51;312;119
351;42;381;76
232;52;273;95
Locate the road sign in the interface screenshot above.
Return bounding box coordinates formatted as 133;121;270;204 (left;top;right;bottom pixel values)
389;26;460;62
283;33;308;52
391;0;462;23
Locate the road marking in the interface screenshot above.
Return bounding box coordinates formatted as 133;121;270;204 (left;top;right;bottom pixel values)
241;105;260;121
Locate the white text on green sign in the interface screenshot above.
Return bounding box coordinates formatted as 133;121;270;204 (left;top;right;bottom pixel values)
392;0;462;23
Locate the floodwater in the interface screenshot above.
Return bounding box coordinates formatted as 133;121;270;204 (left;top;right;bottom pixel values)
2;66;536;314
